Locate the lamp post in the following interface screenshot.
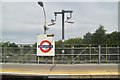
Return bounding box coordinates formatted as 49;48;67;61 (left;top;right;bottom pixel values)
38;1;48;34
38;1;49;63
52;10;73;63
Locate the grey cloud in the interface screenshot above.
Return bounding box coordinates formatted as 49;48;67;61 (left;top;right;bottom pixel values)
2;2;118;43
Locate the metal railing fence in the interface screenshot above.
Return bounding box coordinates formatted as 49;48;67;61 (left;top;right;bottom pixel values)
0;45;119;64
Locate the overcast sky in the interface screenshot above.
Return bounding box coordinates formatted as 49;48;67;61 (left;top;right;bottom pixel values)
1;0;119;44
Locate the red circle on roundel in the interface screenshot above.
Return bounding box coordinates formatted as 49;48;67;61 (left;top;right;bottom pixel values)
40;40;52;53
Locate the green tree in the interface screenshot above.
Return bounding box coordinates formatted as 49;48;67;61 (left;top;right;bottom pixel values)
55;40;62;47
55;38;83;47
2;41;20;54
2;41;18;48
92;25;106;45
106;31;120;46
83;32;92;44
65;38;82;46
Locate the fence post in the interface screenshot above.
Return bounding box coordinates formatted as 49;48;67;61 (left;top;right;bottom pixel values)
71;46;74;64
106;44;108;63
52;57;55;64
38;56;40;64
98;45;101;64
0;47;2;62
89;44;91;63
118;46;119;63
20;45;23;63
3;47;6;63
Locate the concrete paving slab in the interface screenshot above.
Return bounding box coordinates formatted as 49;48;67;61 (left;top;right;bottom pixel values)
0;63;119;78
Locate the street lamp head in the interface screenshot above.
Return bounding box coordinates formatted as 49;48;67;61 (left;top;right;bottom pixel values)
51;19;56;23
43;25;49;34
48;19;56;26
38;1;44;7
67;17;70;20
66;20;74;23
48;23;56;26
65;17;74;24
65;12;74;23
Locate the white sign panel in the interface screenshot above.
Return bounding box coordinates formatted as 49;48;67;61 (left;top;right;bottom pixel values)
37;34;55;56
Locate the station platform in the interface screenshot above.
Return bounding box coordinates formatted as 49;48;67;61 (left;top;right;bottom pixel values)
0;63;119;79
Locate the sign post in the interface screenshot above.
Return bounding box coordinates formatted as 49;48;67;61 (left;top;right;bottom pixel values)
37;34;55;63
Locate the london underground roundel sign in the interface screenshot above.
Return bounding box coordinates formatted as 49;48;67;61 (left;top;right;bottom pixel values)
37;34;55;56
38;40;53;53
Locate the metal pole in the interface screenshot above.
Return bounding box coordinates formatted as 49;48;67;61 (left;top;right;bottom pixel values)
43;5;48;63
106;44;108;63
38;56;40;64
54;10;73;63
71;46;74;64
98;45;101;64
62;10;65;63
42;6;47;34
89;44;91;63
21;45;23;63
52;57;55;64
117;46;119;63
4;47;6;63
43;7;46;26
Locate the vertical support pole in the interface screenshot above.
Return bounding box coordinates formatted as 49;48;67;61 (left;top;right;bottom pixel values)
23;45;24;63
0;46;2;62
71;46;74;64
89;44;91;63
4;47;6;63
6;47;7;63
21;45;23;63
117;46;119;63
98;45;101;64
62;10;65;63
106;44;108;63
85;47;86;62
38;56;39;64
52;56;55;64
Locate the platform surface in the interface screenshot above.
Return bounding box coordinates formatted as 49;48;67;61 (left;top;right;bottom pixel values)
1;63;119;78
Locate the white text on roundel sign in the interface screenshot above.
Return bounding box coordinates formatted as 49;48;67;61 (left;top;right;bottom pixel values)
37;34;55;56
